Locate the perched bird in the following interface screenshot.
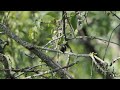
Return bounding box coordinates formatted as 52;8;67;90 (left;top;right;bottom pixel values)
60;44;67;53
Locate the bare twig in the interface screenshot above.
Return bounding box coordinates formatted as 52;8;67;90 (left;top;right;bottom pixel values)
26;58;81;79
110;57;120;66
110;11;120;20
0;64;46;72
103;23;120;61
43;35;63;48
68;36;120;46
38;47;90;57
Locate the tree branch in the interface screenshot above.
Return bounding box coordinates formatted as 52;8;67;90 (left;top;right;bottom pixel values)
0;53;14;79
0;23;73;79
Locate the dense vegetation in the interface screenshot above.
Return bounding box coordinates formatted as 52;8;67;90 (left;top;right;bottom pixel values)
0;11;120;79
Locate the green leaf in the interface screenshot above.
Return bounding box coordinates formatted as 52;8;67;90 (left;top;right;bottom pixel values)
70;14;77;30
46;38;52;41
46;11;61;19
42;15;55;23
28;29;34;39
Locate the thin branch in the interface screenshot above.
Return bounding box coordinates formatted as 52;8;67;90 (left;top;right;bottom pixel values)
68;36;120;46
65;12;75;38
84;11;89;26
90;60;94;79
25;53;36;59
66;54;70;66
43;35;63;48
0;64;46;71
26;58;81;79
0;23;72;79
110;57;120;66
110;11;120;20
62;11;67;40
7;64;46;78
103;23;120;61
38;46;90;57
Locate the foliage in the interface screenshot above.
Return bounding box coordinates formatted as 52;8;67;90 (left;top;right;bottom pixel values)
0;11;120;79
